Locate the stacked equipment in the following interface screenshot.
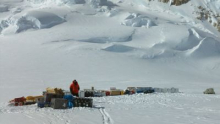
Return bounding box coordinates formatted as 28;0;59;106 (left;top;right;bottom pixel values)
74;97;93;107
38;87;65;108
9;97;26;106
143;87;155;94
9;96;44;106
9;86;180;108
154;87;179;93
110;87;123;96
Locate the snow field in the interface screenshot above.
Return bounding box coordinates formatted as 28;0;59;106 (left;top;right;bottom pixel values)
0;93;220;124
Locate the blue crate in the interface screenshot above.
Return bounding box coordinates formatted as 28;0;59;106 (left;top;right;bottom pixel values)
136;90;144;93
37;102;44;108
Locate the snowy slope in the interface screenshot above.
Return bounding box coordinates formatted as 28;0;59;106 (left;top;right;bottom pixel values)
0;0;220;124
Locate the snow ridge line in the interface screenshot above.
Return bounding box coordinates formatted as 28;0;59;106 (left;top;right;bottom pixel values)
99;108;114;124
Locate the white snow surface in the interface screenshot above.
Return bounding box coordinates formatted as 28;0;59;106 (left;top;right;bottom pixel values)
0;0;220;124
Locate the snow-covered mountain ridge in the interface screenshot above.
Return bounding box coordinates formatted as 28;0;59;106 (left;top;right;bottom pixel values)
1;0;220;32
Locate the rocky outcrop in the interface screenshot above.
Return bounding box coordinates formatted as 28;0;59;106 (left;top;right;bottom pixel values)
171;0;189;6
196;6;220;32
157;0;219;32
158;0;189;6
158;0;169;3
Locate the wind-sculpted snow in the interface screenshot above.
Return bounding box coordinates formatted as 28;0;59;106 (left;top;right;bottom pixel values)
50;31;134;44
187;37;220;58
121;13;157;28
27;0;86;5
24;11;65;29
106;8;121;17
141;49;178;59
88;0;117;8
137;26;220;59
11;7;23;14
74;30;135;43
27;0;117;6
27;0;116;7
0;0;24;2
174;28;202;51
102;44;135;53
79;35;132;43
0;5;8;13
0;11;65;34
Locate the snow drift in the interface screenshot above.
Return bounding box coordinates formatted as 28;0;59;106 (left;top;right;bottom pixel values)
27;0;114;7
0;11;65;34
174;28;202;51
102;44;135;53
0;5;8;12
23;11;65;29
27;0;86;5
187;37;220;58
121;13;157;28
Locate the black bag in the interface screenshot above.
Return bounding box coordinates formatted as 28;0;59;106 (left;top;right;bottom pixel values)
74;98;93;107
85;91;94;97
143;87;155;94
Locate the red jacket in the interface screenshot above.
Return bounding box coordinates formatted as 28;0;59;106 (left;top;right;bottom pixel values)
70;81;80;94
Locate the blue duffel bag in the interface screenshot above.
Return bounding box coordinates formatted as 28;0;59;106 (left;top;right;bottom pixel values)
136;90;144;93
68;101;73;108
63;95;74;101
64;95;74;108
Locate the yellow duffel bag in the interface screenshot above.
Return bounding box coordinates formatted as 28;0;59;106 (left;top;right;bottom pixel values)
46;87;64;95
26;96;35;101
26;96;43;102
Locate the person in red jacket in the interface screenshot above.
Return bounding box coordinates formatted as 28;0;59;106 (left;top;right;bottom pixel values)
70;80;80;97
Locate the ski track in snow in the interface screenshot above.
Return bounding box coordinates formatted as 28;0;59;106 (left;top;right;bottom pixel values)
0;94;220;124
99;108;114;124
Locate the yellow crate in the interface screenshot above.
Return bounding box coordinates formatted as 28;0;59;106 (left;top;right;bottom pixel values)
110;90;121;96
